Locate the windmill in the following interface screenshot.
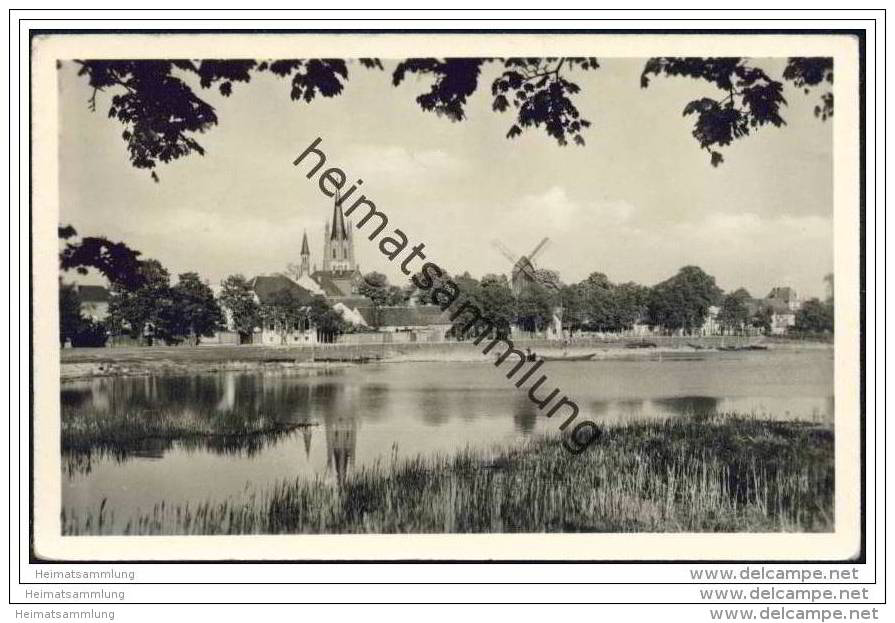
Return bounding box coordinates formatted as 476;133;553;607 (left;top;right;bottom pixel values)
491;237;556;296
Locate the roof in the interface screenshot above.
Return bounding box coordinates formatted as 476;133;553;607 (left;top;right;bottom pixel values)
334;295;373;308
311;269;360;297
377;305;453;328
248;274;314;305
300;231;310;255
332;301;368;326
76;285;109;303
295;273;324;295
767;287;798;303
747;297;794;315
329;194;348;241
762;298;795;314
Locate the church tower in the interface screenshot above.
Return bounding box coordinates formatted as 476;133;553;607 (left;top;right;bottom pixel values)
322;191;356;273
299;230;311;277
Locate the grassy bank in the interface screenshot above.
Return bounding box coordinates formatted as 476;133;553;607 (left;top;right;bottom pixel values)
62;413;833;535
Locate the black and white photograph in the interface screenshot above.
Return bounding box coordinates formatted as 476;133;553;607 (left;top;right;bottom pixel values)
27;30;865;564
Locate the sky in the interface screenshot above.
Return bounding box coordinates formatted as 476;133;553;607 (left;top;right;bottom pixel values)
58;58;833;299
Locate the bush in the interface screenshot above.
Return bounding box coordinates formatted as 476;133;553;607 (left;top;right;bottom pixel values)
70;318;108;347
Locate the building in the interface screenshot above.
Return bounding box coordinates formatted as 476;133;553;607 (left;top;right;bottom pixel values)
375;305;455;342
247;274;317;345
307;197;363;298
766;286;801;312
699;305;721;336
763;300;797;335
75;284;110;321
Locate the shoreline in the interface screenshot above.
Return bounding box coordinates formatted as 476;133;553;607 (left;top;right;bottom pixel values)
60;340;834;382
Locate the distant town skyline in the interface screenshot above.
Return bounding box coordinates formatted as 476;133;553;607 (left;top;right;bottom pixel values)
58;57;833;299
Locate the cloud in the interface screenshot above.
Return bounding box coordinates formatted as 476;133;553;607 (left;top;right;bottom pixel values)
341;144;467;187
510;186;637;234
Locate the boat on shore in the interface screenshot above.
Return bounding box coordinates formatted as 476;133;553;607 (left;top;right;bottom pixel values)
539;353;596;362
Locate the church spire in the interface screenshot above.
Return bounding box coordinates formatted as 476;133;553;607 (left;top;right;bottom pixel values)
301;230;310;255
300;230;310;277
330;189;348;241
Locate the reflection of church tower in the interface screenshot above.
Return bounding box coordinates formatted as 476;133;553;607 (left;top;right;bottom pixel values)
300;230;311;278
322;191;355;273
301;425;313;459
325;416;357;483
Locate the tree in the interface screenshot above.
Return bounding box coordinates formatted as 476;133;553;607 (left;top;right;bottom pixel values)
751;305;774;335
308;295;346;343
717;288;752;334
74;56;833;179
171;272;223;344
358;271;394;328
611;281;650;331
477;274;515;339
107;259;173;342
71;318;109;348
560;283;586;336
641;58;788;166
59;226;145;288
219;274;260;343
358;271;390;305
646;266;723;334
59;282;82;347
580;272;615;332
794;298;834;334
515;283;556;335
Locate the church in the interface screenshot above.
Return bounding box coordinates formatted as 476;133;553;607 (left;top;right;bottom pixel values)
234;195;453;345
289;193;364;300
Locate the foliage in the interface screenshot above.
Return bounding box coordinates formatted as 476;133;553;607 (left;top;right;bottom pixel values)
170;272;223;343
490;57;599;146
75;59;348;180
218;274;260;340
59;227;145;288
358;272;406;328
358;271;390;306
74;56;831;177
477;274;515;339
717;288;753;334
59;283;83;346
107;259;174;341
751;305;774;334
612;282;650;331
641;57;789;166
308;295;346;342
515;283;556;334
646;266;723;334
70;317;109;348
258;288;311;344
782;57;834;120
579;272;614;331
59;281;109;348
567;273;648;333
794;298;834;334
559;283;587;336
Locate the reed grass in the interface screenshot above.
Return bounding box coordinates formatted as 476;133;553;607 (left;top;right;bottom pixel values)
61;412;833;535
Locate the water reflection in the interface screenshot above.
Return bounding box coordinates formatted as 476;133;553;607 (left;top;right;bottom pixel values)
62;353;834;523
652;396;720;416
325;413;357;484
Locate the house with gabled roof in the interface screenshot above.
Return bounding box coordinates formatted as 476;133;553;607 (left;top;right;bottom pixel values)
74;284;110;322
